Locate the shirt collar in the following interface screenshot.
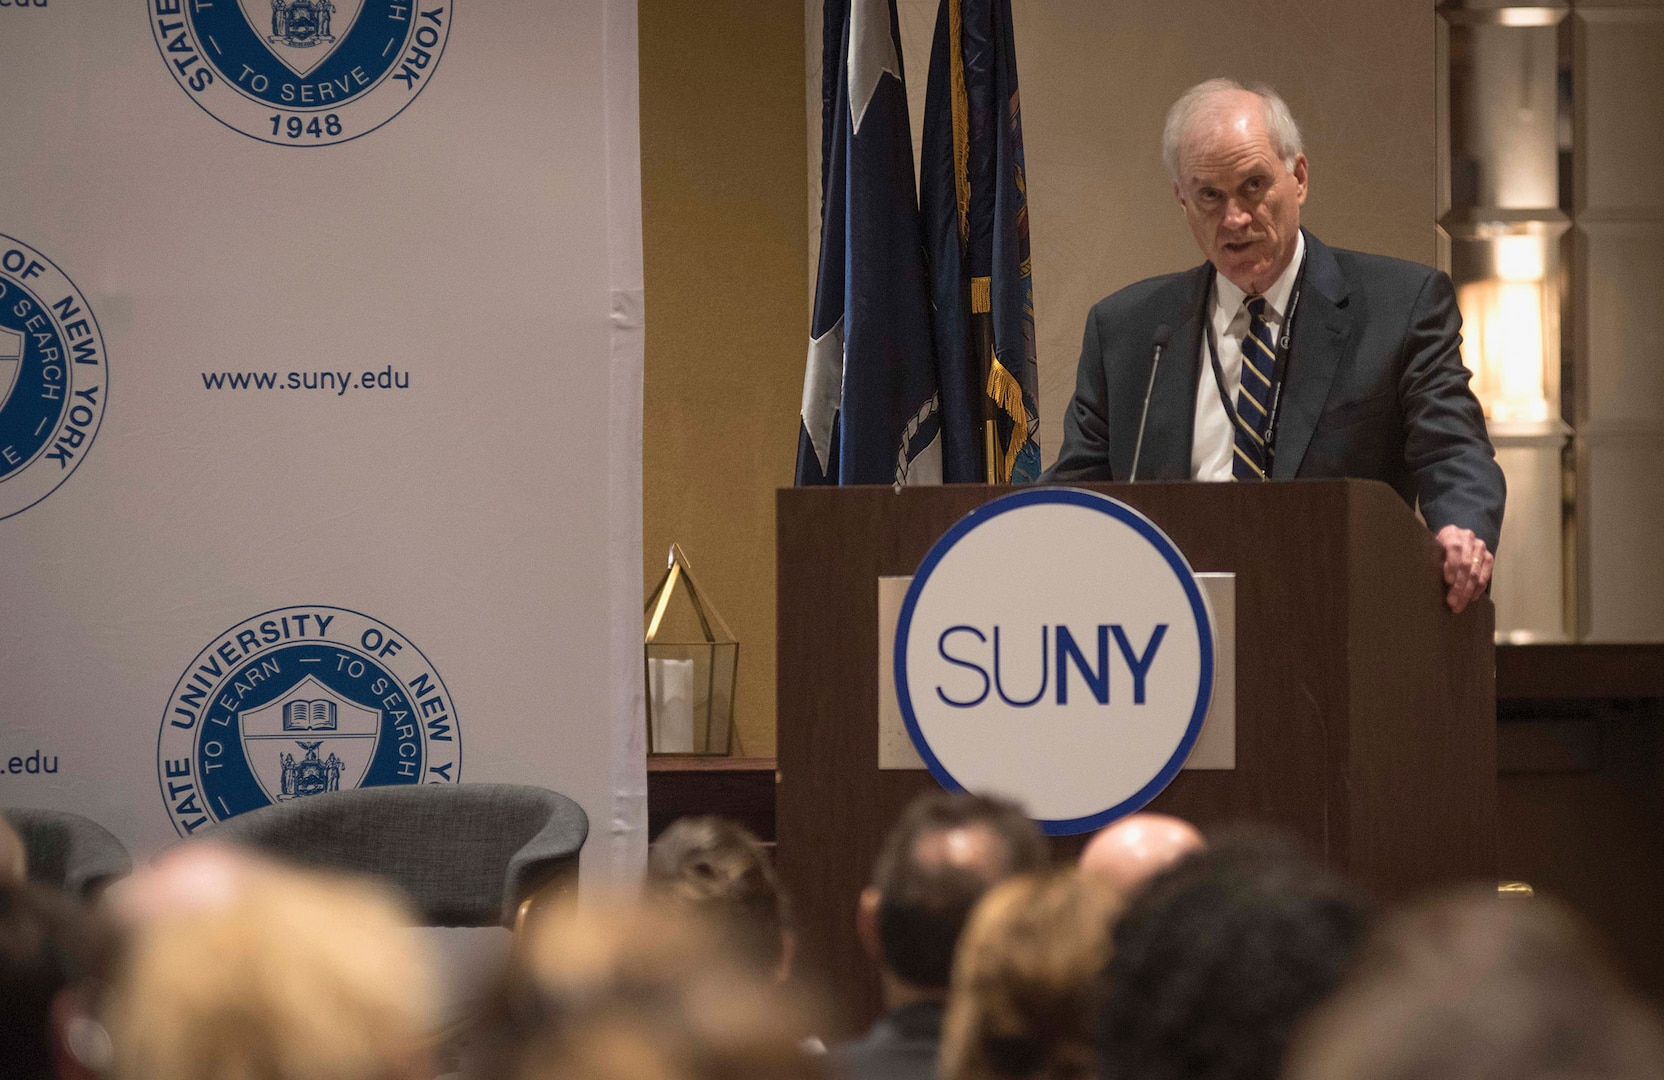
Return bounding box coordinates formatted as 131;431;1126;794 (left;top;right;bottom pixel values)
1213;229;1305;324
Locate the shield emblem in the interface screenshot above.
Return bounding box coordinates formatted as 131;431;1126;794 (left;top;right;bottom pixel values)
240;675;380;803
235;0;367;79
0;327;21;415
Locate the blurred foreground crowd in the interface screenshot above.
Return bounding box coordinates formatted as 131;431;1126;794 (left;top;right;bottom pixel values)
4;793;1662;1080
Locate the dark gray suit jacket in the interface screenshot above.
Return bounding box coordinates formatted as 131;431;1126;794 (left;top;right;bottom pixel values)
1046;230;1505;552
830;1002;944;1080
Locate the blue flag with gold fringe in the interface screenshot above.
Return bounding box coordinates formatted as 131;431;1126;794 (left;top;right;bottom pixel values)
796;0;943;486
920;0;1041;483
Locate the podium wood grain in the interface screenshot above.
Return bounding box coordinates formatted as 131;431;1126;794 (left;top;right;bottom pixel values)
775;480;1495;1032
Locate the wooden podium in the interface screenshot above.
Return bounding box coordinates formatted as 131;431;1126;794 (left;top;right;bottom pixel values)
775;479;1495;1031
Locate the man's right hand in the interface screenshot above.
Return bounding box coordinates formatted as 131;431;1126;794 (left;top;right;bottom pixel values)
1436;524;1493;614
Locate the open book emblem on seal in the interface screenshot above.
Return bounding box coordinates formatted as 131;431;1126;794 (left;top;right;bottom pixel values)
240;676;380;803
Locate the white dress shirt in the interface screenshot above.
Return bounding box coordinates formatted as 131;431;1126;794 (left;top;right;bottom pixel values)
1190;231;1306;481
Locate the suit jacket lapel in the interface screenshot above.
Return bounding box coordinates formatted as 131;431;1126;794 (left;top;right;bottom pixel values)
1271;230;1353;479
1134;266;1210;480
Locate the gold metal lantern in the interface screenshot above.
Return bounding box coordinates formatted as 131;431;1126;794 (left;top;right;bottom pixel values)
644;544;738;756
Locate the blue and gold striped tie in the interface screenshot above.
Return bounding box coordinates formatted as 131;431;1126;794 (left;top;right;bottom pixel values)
1232;296;1276;480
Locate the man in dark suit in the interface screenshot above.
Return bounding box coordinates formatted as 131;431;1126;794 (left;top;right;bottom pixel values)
832;791;1047;1080
1048;79;1504;613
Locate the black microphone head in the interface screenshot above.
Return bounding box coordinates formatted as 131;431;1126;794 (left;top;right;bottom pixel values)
1152;324;1173;348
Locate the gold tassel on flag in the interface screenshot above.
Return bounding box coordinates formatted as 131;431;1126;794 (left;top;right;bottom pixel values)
986;356;1030;482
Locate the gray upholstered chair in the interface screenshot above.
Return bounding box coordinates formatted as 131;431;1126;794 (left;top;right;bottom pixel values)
202;784;589;927
3;807;134;899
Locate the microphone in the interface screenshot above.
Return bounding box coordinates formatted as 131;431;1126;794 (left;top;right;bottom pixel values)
1129;324;1172;482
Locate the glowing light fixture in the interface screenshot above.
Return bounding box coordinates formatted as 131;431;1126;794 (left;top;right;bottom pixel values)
1457;230;1553;425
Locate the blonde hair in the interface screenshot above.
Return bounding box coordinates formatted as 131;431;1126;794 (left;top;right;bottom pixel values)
0;818;25;887
940;873;1120;1080
493;894;825;1080
103;858;435;1080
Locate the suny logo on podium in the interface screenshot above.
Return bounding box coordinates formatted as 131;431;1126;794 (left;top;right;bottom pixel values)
0;233;107;521
149;0;452;146
157;606;463;835
893;489;1214;835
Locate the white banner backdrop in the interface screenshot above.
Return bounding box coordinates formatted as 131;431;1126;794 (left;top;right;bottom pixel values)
0;0;646;879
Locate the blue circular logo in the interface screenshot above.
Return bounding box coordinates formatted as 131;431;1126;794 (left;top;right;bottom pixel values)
894;489;1215;835
149;0;453;146
0;234;107;521
157;606;463;836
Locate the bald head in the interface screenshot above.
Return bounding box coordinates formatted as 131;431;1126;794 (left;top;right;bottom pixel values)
1079;813;1204;895
910;822;1010;882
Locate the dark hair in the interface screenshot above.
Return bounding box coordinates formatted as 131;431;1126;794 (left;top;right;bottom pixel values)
647;817;787;972
1287;886;1664;1080
871;791;1048;989
1097;830;1370;1080
0;883;114;1080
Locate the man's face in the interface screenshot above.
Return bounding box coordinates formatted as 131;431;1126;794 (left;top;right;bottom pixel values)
1174;97;1307;295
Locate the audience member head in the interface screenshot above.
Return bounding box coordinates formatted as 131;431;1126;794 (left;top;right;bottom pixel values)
861;791;1048;1007
647;816;790;978
0;882;119;1080
941;872;1119;1080
100;846;436;1080
0;817;27;887
104;843;259;926
483;894;825;1080
1286;886;1664;1080
1097;830;1369;1080
1077;814;1203;897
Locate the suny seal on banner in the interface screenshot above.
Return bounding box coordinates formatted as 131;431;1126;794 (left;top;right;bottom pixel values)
149;0;452;146
158;606;462;836
0;234;106;522
893;489;1214;835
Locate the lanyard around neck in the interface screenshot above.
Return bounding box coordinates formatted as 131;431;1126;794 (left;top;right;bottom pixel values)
1203;249;1309;474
